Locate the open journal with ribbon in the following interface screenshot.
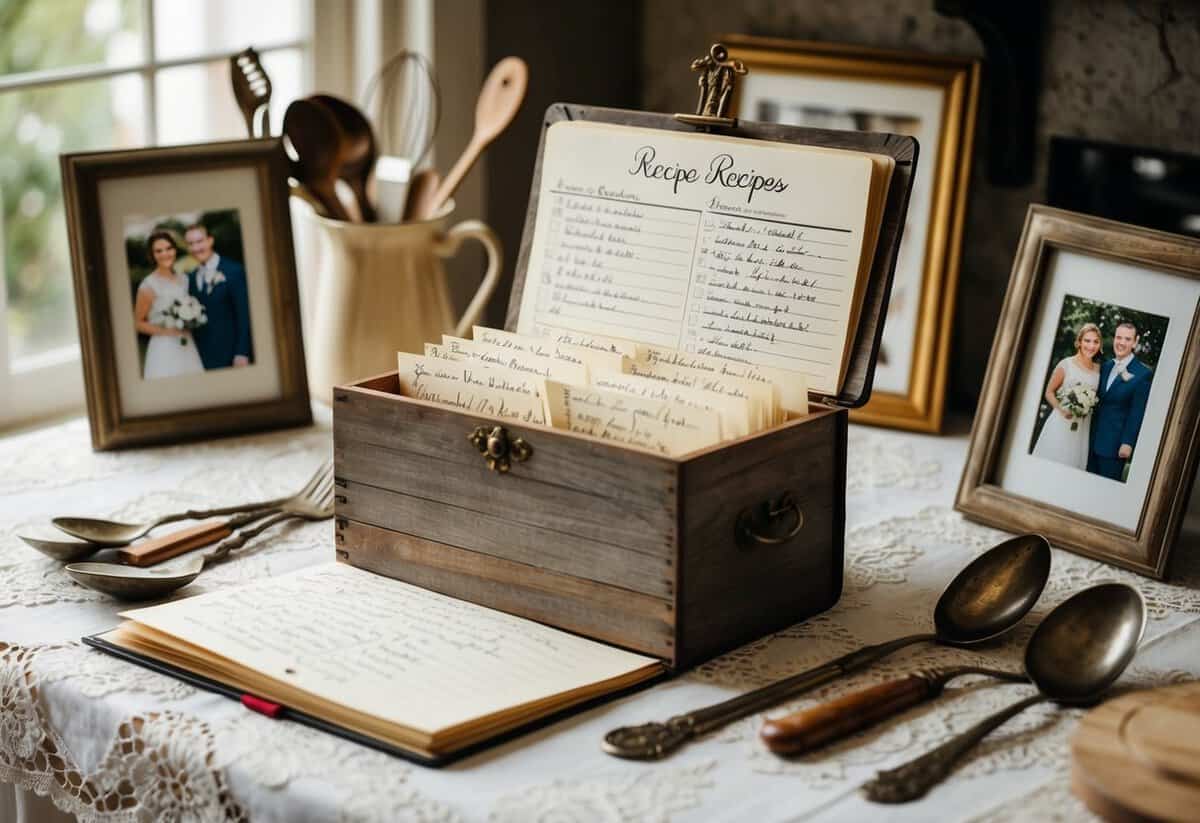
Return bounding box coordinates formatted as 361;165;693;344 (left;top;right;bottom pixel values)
87;563;664;765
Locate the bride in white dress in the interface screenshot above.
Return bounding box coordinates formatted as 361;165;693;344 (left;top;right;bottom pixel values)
134;230;204;380
1031;322;1102;469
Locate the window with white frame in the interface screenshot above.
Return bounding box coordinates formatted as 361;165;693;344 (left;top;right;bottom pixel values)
0;0;317;427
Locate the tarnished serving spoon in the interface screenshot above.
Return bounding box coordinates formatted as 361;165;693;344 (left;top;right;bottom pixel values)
49;460;331;548
21;509;272;564
18;532;100;563
601;534;1052;760
64;475;335;601
863;582;1145;803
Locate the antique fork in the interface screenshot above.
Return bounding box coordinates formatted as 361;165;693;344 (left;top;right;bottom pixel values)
51;459;333;547
64;467;336;601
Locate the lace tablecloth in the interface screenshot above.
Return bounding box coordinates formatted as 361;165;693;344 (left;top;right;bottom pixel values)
2;408;1199;823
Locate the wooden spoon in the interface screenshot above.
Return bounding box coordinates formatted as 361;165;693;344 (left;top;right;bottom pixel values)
421;56;528;220
310;94;378;222
402;168;442;222
282;99;352;222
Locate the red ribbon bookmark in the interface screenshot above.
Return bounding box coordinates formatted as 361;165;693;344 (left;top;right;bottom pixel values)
241;693;284;718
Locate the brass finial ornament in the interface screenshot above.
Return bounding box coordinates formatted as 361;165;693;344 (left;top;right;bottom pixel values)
675;43;747;128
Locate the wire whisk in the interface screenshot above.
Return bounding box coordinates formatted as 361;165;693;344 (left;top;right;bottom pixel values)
362;49;441;168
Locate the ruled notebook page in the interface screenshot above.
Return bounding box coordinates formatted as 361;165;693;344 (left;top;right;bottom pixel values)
516;120;879;396
115;563;660;736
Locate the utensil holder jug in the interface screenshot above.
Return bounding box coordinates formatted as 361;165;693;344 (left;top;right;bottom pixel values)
294;200;501;399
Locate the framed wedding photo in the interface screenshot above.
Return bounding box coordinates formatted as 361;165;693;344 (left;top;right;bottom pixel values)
957;206;1200;578
727;35;980;432
61;139;311;450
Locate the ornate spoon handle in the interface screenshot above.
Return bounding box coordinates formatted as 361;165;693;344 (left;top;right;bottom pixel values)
602;633;936;759
153;496;292;529
201;512;297;567
862;692;1047;803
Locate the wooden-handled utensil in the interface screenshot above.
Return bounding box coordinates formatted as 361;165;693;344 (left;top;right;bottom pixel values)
282;100;352;222
309;94;378;222
65;476;335;601
602;535;1051;760
864;583;1145;803
414;56;528;221
230;47;272;138
402;168;442;222
48;460;331;550
115;508;277;567
760;665;1025;756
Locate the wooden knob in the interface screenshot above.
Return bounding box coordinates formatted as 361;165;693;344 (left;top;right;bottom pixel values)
760;674;936;755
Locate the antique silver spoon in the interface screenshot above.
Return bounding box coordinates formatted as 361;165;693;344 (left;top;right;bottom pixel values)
49;460;330;548
64;476;335;601
601;533;1052;759
18;532;101;562
863;582;1145;803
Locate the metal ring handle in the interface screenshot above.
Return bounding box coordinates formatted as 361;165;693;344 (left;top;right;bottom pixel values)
736;492;803;548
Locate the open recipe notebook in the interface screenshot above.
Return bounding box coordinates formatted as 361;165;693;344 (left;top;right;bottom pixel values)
86;563;664;765
515;120;896;397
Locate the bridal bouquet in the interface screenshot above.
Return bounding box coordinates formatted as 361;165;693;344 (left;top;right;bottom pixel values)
152;296;208;346
1057;385;1099;431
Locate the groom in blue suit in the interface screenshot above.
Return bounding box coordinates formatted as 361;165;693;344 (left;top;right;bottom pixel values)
185;223;253;371
1088;322;1152;482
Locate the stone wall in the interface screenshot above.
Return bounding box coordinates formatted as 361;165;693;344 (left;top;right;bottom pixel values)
641;0;1200;411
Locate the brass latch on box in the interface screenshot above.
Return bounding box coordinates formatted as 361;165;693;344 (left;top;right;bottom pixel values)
468;425;532;473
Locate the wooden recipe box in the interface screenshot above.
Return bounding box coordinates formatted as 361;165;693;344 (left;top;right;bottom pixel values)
332;104;917;670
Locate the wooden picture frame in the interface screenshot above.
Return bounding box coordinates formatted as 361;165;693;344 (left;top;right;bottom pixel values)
61;139;311;450
957;205;1200;579
726;35;980;432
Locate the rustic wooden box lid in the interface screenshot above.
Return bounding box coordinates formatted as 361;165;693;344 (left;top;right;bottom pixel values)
503;104;918;409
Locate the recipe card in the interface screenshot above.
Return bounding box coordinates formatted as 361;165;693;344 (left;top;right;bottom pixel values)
515;120;892;396
543;380;721;456
396;352;547;424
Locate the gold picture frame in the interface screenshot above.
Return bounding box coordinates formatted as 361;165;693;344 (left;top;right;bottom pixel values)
957;206;1200;579
61;139;311;450
726;35;980;432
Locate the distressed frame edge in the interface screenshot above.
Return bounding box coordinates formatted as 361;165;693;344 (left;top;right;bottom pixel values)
955;204;1200;579
60;139;311;451
723;35;982;433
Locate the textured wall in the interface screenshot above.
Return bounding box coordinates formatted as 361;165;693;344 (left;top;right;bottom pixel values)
641;0;1200;412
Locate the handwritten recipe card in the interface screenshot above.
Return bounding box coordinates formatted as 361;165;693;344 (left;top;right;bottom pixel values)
515;121;894;396
395;121;896;456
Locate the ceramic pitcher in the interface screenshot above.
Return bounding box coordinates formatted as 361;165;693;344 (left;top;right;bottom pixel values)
293;199;501;398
